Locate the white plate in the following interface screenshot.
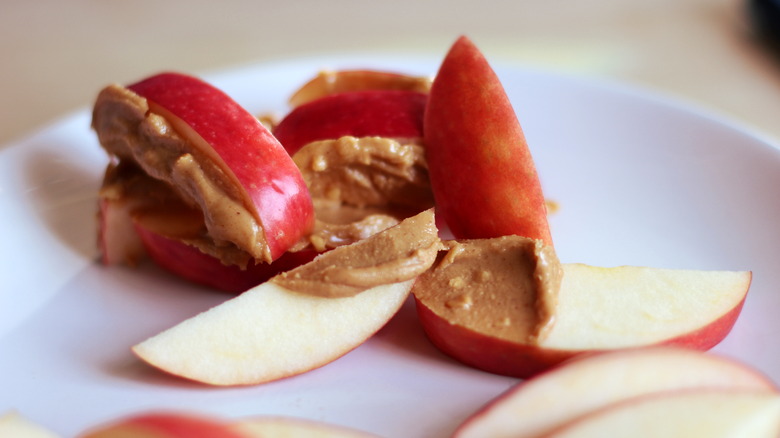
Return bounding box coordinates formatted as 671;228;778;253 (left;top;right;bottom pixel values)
1;55;779;437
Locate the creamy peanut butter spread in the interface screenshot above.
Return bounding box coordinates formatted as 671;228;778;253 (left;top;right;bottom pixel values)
289;198;401;253
92;84;270;266
288;135;435;254
412;235;563;344
293;136;433;211
101;161;263;267
272;209;443;297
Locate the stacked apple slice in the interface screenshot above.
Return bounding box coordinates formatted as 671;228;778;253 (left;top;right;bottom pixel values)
273;69;429;155
454;347;780;437
413;35;752;378
274;69;436;256
92;72;315;291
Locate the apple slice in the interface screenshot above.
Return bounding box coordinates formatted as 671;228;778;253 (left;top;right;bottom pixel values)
273;90;427;155
541;390;780;438
288;69;431;107
454;347;776;438
79;412;248;438
93;73;314;264
132;209;440;385
96;161;156;266
97;196;145;266
424;36;552;245
134;223;317;293
414;245;751;378
133;270;416;385
0;411;60;438
232;416;381;438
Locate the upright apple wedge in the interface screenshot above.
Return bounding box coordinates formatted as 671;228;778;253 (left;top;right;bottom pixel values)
132;209;441;385
424;36;552;244
454;347;776;438
541;390;780;438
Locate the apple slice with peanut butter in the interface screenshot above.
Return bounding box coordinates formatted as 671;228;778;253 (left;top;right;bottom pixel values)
132;209;443;385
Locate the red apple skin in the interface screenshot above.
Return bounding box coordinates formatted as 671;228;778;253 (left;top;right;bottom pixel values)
135;223;318;293
423;36;552;245
273;90;427;155
414;294;747;379
127;72;314;262
80;411;248;438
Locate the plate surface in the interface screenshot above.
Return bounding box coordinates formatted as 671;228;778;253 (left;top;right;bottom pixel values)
1;55;779;437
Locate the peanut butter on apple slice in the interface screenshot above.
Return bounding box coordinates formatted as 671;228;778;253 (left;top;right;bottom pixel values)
293;136;433;211
413;236;563;344
273;209;443;298
92;84;271;266
291;135;435;253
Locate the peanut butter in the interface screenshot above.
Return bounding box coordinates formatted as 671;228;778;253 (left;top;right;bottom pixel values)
293;136;433;211
273;209;443;297
412;236;563;344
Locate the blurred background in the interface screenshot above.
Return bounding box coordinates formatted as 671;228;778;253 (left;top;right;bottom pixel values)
2;0;779;147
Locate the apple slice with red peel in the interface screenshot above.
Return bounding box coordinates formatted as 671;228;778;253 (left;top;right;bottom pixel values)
288;69;431;107
98;160;316;292
135;223;318;293
454;347;776;438
103;72;314;263
232;416;381;438
79;412;248;438
414;249;751;378
132;209;440;385
541;390;780;438
133;265;415;386
273;90;427;155
424;36;552;245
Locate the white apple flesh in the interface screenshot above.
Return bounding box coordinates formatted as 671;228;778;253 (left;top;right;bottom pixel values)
544;264;750;350
132;278;414;385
